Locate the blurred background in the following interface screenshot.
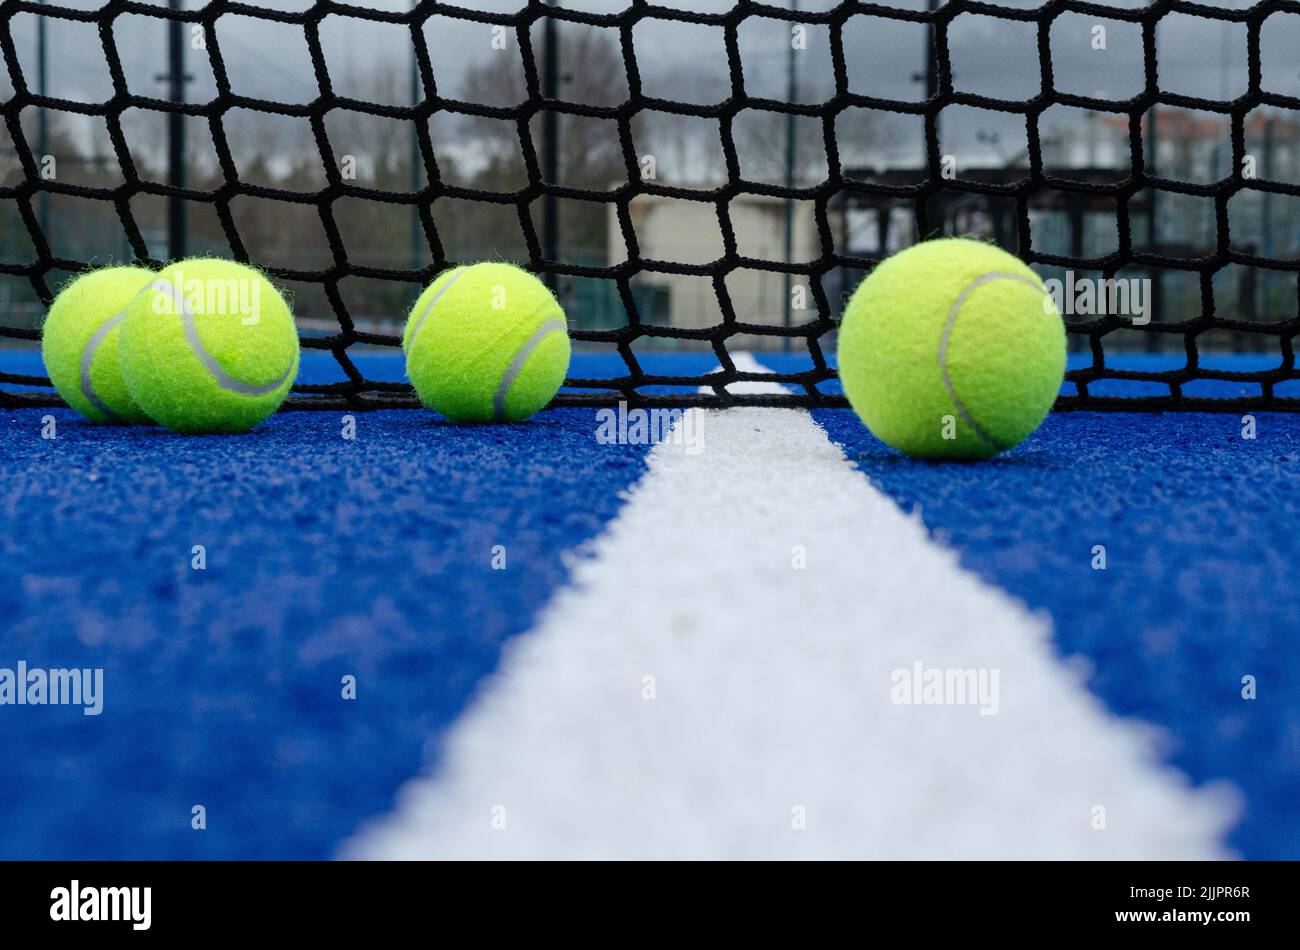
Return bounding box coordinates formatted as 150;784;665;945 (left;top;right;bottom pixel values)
3;0;1300;361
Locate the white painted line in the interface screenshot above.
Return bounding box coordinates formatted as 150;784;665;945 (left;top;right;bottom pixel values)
344;354;1237;859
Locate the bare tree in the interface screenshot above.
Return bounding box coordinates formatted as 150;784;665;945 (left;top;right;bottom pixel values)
461;23;632;174
458;24;639;260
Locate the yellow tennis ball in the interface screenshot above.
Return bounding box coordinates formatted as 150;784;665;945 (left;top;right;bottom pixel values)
837;238;1066;459
403;262;570;423
40;265;156;424
118;258;300;434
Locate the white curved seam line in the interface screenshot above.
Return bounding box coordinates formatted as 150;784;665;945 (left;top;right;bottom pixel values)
153;279;296;396
938;272;1044;450
493;319;566;420
405;267;468;352
79;309;126;418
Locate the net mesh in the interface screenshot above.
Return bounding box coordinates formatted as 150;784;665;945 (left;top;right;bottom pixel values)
2;0;1298;412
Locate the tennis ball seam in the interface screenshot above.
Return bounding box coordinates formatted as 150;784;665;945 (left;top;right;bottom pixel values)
149;278;298;395
42;265;155;424
405;265;567;421
79;308;130;419
494;319;567;420
938;270;1048;452
403;266;468;353
120;260;299;433
403;261;571;423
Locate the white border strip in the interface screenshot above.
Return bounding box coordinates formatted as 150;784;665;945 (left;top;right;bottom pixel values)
345;354;1236;859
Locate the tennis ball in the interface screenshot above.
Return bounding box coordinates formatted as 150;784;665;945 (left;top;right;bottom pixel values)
837;238;1065;459
403;262;570;423
119;258;299;434
41;265;156;424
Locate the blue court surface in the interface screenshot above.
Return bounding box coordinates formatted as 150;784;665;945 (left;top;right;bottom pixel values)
1;350;1296;859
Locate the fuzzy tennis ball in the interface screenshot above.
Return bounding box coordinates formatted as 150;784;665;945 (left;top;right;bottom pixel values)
118;258;299;434
837;238;1066;460
41;265;156;424
403;262;570;423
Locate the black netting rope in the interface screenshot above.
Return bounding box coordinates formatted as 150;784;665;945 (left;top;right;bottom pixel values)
2;0;1299;413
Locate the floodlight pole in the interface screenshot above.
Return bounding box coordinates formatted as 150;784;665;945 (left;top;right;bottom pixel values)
924;0;939;238
1260;114;1274;317
36;4;49;243
1146;107;1161;336
541;9;560;294
925;0;939;102
165;0;187;261
782;0;799;354
410;1;421;281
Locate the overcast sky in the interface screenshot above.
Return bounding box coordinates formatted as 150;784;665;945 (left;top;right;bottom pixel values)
7;0;1300;174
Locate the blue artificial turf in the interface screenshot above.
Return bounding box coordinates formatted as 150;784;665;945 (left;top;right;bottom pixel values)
1;348;1297;859
0;406;651;858
817;408;1300;859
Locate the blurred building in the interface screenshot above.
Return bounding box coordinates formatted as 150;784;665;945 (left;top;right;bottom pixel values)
607;192;838;348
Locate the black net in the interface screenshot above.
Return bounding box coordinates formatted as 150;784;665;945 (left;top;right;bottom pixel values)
2;1;1298;412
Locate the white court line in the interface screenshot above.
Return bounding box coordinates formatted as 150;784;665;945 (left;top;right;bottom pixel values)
345;353;1237;859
